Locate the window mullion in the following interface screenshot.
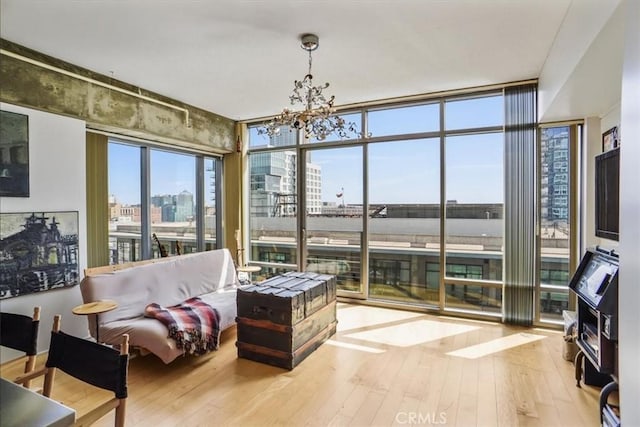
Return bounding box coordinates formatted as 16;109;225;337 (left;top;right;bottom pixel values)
140;146;151;259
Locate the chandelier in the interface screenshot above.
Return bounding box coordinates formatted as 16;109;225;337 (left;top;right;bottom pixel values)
259;34;358;141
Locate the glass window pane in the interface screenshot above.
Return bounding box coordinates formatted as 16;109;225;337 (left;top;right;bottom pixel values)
539;290;569;322
249;124;297;148
368;104;439;137
445;284;502;313
249;149;298;269
445;133;504;284
539;127;571;289
538;126;573;324
368;138;440;305
108;142;142;264
305;146;363;293
150;149;196;257
204;158;218;251
445;95;503;130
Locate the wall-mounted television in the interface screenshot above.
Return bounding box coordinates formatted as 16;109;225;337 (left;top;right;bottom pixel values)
595;147;620;241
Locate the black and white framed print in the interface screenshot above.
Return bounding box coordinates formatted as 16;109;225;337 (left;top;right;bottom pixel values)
0;110;30;197
0;211;79;299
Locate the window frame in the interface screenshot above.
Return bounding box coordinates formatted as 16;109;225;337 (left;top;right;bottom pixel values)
535;123;582;326
107;137;223;263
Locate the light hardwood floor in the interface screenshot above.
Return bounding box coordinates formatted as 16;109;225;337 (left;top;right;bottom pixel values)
1;303;601;427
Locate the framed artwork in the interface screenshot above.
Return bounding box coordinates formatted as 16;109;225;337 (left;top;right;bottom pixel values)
602;126;619;152
0;211;79;299
0;110;30;197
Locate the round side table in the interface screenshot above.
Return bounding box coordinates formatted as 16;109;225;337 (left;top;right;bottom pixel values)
237;265;262;285
72;300;118;343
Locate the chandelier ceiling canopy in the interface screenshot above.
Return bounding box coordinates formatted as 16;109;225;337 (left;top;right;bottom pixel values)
259;33;358;141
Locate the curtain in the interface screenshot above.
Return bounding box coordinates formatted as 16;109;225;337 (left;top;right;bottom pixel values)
86;132;110;268
503;84;537;325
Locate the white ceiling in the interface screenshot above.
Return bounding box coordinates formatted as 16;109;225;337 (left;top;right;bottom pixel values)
0;0;621;122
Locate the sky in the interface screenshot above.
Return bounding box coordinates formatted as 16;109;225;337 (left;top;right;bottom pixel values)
109;95;504;206
250;95;504;205
312;132;503;206
109;144;216;206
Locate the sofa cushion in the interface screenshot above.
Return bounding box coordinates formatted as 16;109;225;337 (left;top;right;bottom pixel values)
80;249;239;326
100;289;237;364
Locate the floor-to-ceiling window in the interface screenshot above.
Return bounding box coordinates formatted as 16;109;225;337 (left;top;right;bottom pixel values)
537;124;580;324
246;90;503;316
368;137;440;305
366;103;441;306
443;94;504;315
303;145;364;294
107;139;222;263
248;125;299;277
246;84;579;320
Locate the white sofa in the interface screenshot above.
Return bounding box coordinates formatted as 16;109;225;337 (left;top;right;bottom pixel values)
79;249;239;363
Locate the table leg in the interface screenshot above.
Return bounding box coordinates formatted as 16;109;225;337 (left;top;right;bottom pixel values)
95;314;100;343
574;350;585;387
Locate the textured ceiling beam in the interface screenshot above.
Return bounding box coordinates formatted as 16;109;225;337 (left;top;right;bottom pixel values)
0;39;235;153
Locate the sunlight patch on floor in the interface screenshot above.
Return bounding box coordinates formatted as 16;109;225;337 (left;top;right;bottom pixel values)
343;319;480;347
325;339;386;353
446;332;547;359
337;305;424;332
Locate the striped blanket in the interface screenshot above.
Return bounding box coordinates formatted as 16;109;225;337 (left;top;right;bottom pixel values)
144;297;221;356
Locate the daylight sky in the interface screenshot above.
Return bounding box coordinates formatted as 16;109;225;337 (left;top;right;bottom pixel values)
109;95;504;206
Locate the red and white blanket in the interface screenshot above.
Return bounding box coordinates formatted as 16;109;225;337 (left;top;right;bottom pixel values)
144;297;221;356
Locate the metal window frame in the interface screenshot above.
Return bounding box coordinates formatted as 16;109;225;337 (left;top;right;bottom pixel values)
245;87;541;320
534;123;581;326
107;138;223;261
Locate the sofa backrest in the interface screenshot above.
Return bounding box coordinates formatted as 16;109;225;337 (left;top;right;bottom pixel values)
80;249;239;324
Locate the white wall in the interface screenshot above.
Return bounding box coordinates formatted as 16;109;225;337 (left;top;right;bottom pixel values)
584;108;621;251
618;0;640;424
582;116;602;250
538;0;623;122
0;103;89;363
601;104;622;133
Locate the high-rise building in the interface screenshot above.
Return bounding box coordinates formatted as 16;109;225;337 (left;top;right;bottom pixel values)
250;129;322;217
175;190;194;221
541;128;569;220
151;194;174;208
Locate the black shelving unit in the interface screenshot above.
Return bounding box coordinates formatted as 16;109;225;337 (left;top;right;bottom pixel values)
569;247;621;424
569;247;619;384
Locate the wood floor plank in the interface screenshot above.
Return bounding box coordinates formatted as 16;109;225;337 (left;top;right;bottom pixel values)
1;303;600;427
420;353;450;423
476;355;498;427
454;358;479;427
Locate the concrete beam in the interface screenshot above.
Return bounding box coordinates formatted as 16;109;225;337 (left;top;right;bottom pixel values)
0;39;235;153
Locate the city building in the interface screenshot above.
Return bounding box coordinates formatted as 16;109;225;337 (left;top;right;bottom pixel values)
175;190;194;222
250;131;322;217
541;128;570;221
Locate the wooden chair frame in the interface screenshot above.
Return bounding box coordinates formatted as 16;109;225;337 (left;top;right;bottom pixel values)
0;306;40;388
15;315;130;427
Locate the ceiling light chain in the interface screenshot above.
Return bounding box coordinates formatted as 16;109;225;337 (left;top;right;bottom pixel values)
259;33;359;141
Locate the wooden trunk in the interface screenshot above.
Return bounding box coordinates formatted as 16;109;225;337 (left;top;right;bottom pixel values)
236;272;337;370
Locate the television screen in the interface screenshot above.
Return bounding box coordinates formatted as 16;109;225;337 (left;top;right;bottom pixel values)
595;148;620;241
